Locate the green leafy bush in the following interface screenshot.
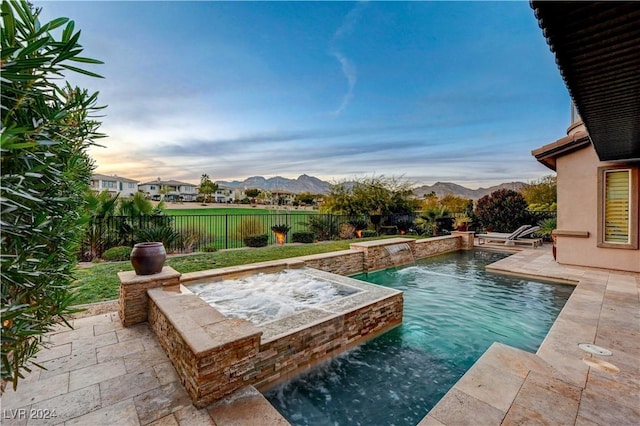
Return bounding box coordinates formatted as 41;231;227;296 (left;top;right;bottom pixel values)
271;224;291;233
292;231;314;243
135;226;180;249
102;246;132;261
362;230;378;238
1;0;105;389
537;218;557;242
305;215;341;241
347;217;369;231
243;234;269;247
201;244;217;253
475;189;531;233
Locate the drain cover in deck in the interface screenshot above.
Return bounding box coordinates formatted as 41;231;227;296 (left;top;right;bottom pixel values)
578;343;612;356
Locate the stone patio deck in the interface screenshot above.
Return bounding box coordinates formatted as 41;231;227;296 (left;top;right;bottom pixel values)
1;245;638;425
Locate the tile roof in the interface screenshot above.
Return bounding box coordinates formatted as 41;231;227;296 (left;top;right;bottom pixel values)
91;173;138;183
139;179;196;187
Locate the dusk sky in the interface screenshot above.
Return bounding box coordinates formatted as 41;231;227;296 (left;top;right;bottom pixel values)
38;1;569;188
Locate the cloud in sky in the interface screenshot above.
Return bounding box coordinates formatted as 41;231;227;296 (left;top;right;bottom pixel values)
39;1;568;189
328;2;367;116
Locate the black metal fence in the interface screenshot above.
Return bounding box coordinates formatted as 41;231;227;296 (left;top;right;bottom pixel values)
80;210;556;260
80;212;423;260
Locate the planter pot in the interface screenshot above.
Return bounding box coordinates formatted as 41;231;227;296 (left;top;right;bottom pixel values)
274;232;287;245
131;242;166;275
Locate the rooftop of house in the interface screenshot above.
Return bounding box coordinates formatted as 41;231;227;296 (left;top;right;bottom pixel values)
92;173;139;183
531;128;591;171
139;179;196;187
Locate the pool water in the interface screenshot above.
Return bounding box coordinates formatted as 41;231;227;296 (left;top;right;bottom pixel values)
264;250;574;426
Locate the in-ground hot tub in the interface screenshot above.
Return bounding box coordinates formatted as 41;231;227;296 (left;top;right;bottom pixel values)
189;268;360;326
145;263;403;408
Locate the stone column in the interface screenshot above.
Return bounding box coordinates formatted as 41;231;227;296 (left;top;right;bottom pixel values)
452;231;475;250
118;266;181;326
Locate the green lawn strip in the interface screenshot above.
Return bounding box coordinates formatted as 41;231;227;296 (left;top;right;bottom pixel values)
71;240;357;305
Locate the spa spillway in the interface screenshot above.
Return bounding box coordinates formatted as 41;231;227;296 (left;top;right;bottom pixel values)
145;265;403;408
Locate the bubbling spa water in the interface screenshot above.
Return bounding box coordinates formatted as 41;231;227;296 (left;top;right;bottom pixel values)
189;269;358;325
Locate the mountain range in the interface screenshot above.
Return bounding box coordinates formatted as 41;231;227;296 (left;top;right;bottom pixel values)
216;175;526;200
412;181;526;200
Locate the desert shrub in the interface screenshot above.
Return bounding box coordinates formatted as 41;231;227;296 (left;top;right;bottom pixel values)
102;246;132;261
233;216;266;240
271;224;291;234
475;189;531;233
347;217;369;231
339;223;356;239
243;234;269;247
362;230;378;238
305;215;341;241
292;231;314;243
135;226;180;249
393;219;415;234
537;218;557;242
180;232;200;251
201;243;217;252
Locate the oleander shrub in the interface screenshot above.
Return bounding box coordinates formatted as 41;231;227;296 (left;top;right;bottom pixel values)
475;189;531;233
243;234;269;247
292;231;314;243
102;246;132;261
1;0;105;389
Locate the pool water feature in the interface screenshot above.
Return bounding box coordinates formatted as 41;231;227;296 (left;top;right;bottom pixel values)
264;250;574;426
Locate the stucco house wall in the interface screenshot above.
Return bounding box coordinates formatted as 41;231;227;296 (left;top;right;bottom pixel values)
555;146;639;272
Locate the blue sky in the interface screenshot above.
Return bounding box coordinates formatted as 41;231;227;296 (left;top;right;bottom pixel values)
38;1;568;188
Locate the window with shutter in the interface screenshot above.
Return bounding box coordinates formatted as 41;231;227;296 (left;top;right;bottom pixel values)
604;170;630;243
598;166;638;249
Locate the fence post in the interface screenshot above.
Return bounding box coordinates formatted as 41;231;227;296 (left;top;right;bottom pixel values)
225;214;228;250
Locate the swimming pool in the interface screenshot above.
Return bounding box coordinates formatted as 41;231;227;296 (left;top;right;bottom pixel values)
264;250;574;426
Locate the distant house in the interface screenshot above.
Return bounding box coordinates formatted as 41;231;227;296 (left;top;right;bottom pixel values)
272;190;296;206
90;173;139;198
531;2;639;273
212;186;235;203
139;178;197;202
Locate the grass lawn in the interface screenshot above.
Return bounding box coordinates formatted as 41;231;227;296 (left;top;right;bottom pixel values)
72;239;369;306
166;207;317;216
163;207;320;249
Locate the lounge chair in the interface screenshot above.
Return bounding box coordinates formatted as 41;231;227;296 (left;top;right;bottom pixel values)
476;225;531;245
511;226;543;247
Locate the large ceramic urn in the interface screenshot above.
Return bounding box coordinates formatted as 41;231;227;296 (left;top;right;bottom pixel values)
130;242;166;275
